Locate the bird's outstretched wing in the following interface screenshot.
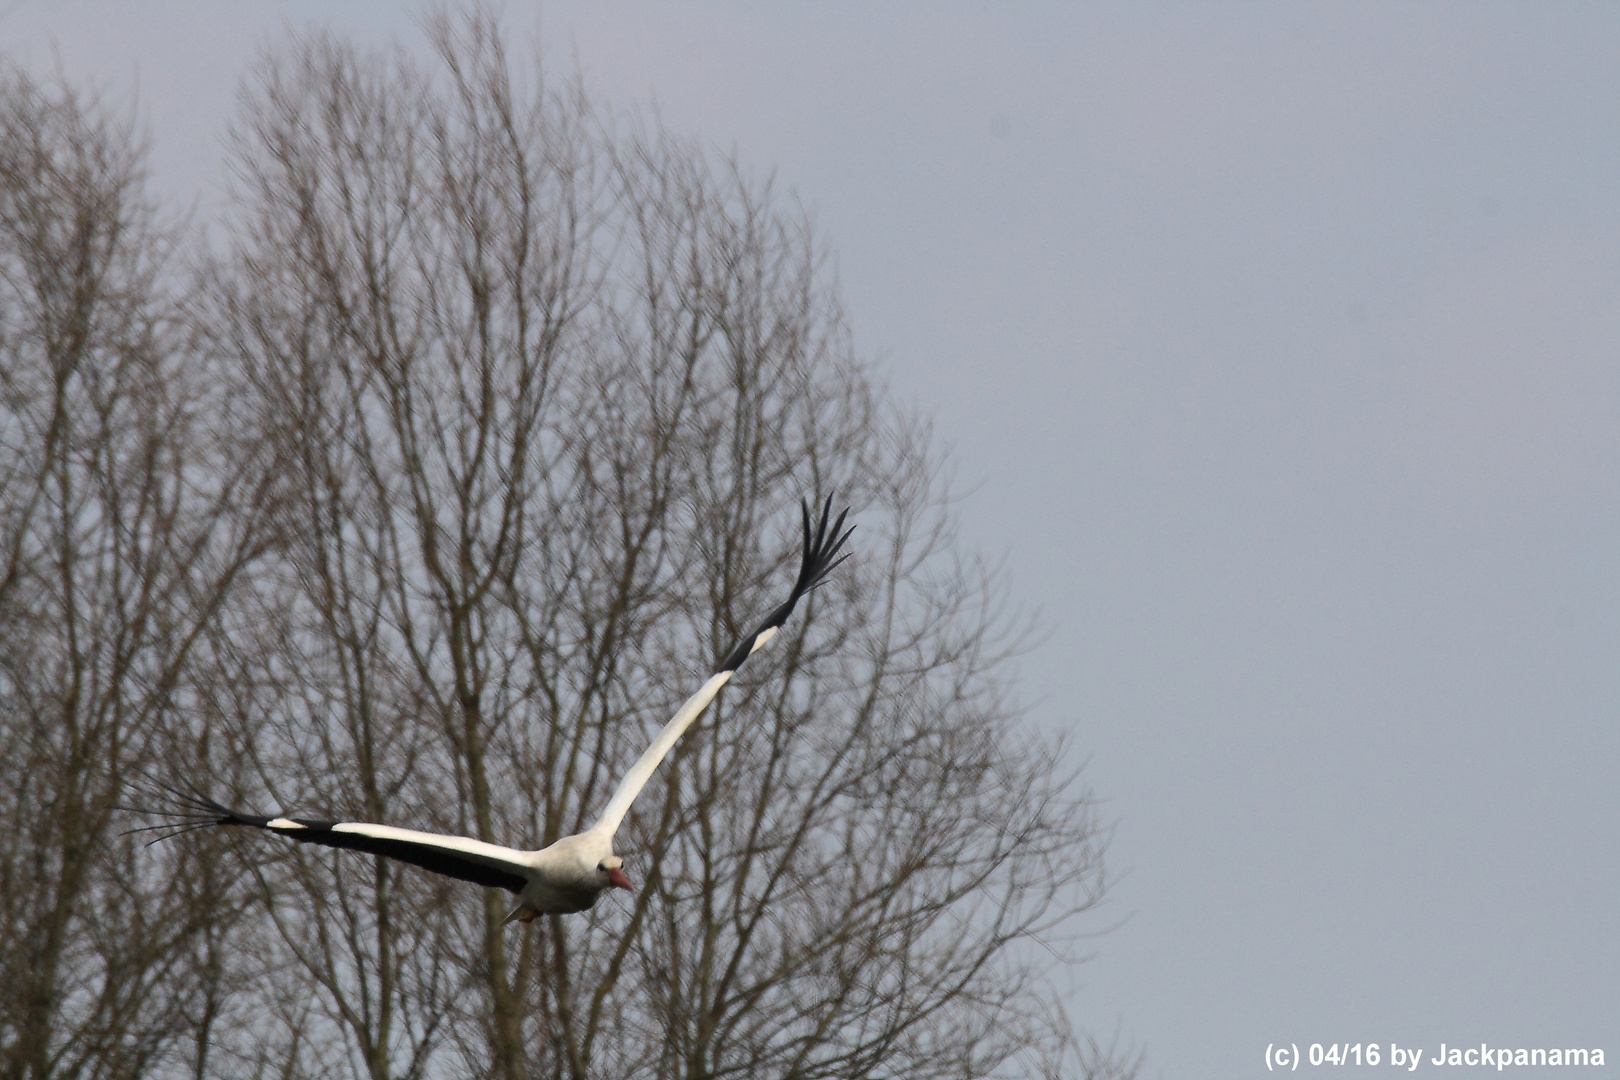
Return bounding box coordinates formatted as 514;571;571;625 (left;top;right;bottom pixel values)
588;496;854;839
127;782;533;894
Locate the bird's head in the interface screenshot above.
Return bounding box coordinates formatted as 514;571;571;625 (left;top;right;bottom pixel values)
597;854;633;893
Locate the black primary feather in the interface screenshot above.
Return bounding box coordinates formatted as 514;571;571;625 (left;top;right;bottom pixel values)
118;778;272;845
717;496;854;673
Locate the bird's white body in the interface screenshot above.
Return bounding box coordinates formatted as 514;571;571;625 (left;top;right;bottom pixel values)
513;832;619;916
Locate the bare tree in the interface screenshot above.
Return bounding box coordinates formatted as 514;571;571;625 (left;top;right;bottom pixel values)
0;64;270;1080
185;13;1125;1080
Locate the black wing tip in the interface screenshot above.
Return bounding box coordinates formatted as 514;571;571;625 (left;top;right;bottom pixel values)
118;776;269;845
793;495;854;595
716;495;855;672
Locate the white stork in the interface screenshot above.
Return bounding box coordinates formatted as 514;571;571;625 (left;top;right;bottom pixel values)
135;498;852;923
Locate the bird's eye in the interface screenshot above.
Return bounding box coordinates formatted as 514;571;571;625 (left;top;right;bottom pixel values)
596;862;606;871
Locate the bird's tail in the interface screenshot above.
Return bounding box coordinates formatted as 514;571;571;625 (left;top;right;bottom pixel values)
502;903;538;926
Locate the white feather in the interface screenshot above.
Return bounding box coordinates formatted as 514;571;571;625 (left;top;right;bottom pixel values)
588;670;734;839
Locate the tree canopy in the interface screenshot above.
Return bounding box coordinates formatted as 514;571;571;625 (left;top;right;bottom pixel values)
0;14;1128;1080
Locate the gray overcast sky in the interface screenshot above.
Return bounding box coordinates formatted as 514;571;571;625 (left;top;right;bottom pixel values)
6;4;1616;1076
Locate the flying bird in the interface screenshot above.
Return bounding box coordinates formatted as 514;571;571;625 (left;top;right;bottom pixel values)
133;498;853;923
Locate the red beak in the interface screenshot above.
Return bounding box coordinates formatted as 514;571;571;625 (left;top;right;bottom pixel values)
606;867;634;892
